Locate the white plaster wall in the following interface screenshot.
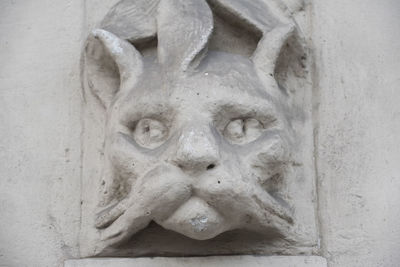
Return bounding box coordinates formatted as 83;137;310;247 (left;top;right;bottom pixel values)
1;0;400;267
0;1;84;266
312;0;400;266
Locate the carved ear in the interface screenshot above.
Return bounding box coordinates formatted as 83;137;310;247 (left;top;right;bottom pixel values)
210;0;305;98
156;0;213;71
208;0;295;88
84;29;143;108
252;24;295;80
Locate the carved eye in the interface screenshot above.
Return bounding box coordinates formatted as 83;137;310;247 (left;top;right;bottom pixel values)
223;118;264;144
133;118;168;149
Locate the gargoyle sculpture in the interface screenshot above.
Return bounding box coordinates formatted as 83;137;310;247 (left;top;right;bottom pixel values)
83;0;313;255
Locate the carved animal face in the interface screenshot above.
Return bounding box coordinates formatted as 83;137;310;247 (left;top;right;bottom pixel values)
84;0;299;249
104;51;293;241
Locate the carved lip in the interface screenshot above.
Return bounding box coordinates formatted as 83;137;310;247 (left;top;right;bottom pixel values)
157;197;232;240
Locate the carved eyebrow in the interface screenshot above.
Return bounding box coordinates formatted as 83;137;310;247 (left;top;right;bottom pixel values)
119;102;175;126
211;101;280;129
212;97;278;115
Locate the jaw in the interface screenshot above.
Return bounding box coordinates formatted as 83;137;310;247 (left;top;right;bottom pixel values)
156;197;232;240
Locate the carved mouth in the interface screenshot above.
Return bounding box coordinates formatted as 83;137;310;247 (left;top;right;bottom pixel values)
95;163;293;251
157;196;232;240
152;169;293;241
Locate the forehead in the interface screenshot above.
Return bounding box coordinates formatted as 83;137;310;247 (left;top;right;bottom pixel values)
183;52;269;100
117;51;275;114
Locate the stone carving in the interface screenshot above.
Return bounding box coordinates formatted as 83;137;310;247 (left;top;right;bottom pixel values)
82;0;317;256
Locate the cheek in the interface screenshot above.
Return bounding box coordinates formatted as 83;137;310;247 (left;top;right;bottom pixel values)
108;133;157;180
244;135;290;182
254;136;288;163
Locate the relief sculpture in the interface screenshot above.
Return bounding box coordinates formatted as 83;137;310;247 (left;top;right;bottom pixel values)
82;0;317;256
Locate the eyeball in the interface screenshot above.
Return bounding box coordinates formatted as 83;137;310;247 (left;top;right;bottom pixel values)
133;118;168;149
223;118;264;144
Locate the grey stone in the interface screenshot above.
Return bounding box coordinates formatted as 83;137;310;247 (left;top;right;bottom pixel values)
65;256;327;267
80;0;317;257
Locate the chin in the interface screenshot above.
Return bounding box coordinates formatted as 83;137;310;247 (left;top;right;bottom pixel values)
156;197;233;240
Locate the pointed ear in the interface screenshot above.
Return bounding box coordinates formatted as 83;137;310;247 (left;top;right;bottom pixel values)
209;0;301;98
252;24;295;81
84;29;143;108
156;0;213;72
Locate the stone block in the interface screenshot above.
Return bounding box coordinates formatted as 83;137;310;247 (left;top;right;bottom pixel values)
65;256;327;267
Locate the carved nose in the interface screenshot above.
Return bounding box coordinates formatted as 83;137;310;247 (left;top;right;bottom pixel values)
173;126;219;172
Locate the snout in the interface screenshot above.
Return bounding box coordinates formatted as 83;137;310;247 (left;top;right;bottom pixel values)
172;125;220;172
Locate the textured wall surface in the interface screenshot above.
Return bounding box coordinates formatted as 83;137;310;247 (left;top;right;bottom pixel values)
0;0;400;266
65;256;327;267
312;0;400;266
80;0;318;257
0;1;84;266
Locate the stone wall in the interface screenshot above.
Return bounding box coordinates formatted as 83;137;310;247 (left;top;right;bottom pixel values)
0;0;399;266
0;1;83;266
313;0;400;266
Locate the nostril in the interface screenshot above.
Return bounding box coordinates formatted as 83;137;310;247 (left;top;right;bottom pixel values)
206;164;215;170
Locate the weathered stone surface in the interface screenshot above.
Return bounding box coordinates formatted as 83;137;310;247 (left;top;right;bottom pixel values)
3;0;400;266
65;256;327;267
312;0;400;266
0;0;84;266
80;0;317;257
